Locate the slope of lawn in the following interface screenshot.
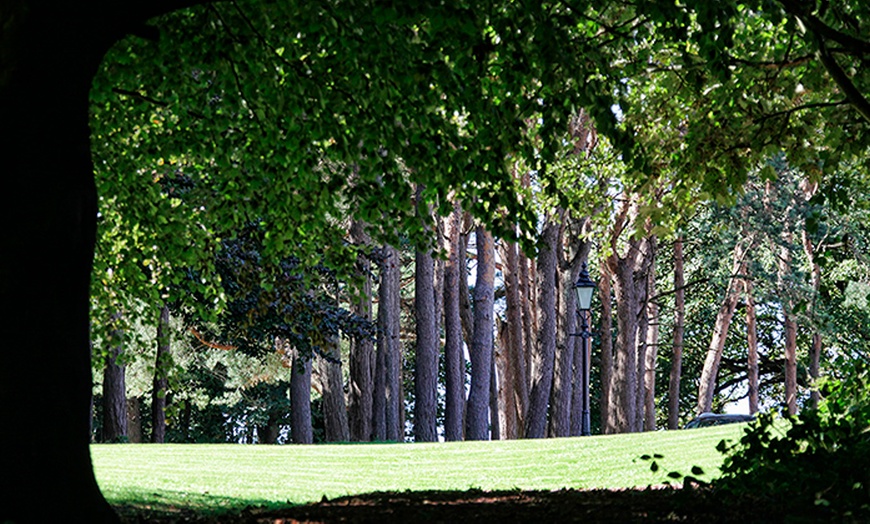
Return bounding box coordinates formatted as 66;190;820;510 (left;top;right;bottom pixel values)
92;423;746;513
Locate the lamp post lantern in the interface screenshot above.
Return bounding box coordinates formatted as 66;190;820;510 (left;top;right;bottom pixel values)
573;261;596;436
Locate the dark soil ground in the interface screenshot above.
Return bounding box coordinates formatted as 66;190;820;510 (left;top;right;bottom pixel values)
115;486;805;524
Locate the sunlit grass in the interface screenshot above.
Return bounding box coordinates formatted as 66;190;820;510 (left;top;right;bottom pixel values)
93;424;746;513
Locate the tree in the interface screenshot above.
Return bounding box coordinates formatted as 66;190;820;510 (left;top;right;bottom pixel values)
151;304;172;443
525;219;559;438
413;186;439;442
442;202;466;441
348;220;375;442
101;321;128;443
466;226;495;440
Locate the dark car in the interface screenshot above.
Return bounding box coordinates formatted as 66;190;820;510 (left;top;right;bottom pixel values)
684;412;755;429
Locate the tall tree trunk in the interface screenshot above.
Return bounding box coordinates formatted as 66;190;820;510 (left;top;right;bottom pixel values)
499;237;527;438
443;203;465;441
633;259;650;433
745;277;759;414
348;220;374;441
1;6;120;520
525;220;559;438
496;319;514;438
289;347;314;444
102;326;128;443
801;229;823;409
466;226;495;440
608;249;640;433
550;218;586;437
151;304;171;443
521;249;537;392
697;242;747;414
378;245;403;441
643;249;659;432
414;186;439;442
597;261;615;434
668;238;685;429
372;306;387;442
320;334;350;442
780;239;798;416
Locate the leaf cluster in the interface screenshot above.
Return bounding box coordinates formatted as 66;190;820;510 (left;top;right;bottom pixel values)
714;380;870;519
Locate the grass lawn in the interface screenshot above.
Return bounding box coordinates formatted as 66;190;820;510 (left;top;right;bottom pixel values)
92;424;746;513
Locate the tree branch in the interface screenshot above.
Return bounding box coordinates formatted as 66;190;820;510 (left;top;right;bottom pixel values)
815;36;870;123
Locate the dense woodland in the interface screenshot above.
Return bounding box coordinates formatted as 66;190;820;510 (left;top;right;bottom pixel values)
84;2;870;445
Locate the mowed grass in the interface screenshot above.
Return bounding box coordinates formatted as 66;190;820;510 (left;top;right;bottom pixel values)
93;424;746;513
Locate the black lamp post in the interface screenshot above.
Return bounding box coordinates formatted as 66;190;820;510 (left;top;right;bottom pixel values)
573;261;596;436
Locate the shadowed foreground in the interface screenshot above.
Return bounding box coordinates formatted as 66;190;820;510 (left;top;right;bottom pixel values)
114;486;799;523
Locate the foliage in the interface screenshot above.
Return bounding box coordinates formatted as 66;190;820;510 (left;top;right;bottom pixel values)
714;369;870;519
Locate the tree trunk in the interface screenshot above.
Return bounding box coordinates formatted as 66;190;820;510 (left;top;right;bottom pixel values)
151;304;171;443
348;220;374;441
633;259;650;433
320;334;350;442
126;397;142;443
466;226;495;440
0;6;123;520
443;203;466;441
608;248;641;433
102;328;128;443
598;261;615;434
801;228;823;409
379;245;403;441
414;186;439;442
499;237;527;438
668;238;685;429
780;240;798;416
697;242;747;414
643;253;659;432
745;278;759;414
550;218;586;438
289;348;314;444
257;413;280;444
525;220;559;438
490;355;501;440
521;252;537;393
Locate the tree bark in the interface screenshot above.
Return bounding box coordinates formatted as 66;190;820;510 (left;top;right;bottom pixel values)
414;186;439;442
801;227;823;409
443;203;466;441
320;333;350;442
151;304;171;443
745;278;759;414
525;220;559;438
499;237;527;438
598;261;615;434
466;226;495;440
289;347;314;444
697;242;747;414
551;217;586;437
378;245;403;441
608;246;641;433
126;397;142;443
668;238;685;429
102;327;128;443
348;220;374;441
643;247;659;432
633;257;650;433
780;240;798;416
